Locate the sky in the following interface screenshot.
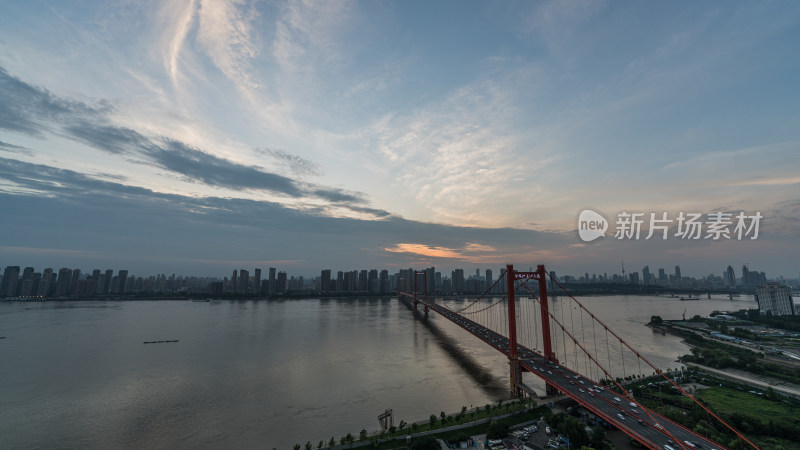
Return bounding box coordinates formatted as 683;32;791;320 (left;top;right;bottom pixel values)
1;0;799;279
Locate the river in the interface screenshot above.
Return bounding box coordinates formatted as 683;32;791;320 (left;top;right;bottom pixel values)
0;294;758;449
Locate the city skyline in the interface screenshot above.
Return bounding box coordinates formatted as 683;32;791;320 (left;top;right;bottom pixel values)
1;259;795;299
2;1;799;277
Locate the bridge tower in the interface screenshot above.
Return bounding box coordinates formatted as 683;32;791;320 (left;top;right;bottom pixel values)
507;264;558;396
505;264;522;396
413;270;428;313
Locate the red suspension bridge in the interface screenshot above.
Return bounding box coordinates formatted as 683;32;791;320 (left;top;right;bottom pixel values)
399;264;759;450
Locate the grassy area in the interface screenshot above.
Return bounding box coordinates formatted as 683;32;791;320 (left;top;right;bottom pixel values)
622;369;800;449
679;332;800;385
695;387;797;423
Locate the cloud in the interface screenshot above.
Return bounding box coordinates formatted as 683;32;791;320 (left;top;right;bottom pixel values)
0;66;105;137
0;156;574;273
65;122;153;155
0;65;379;209
196;0;260;89
257;148;323;176
0;140;34;156
384;243;466;259
152;139;304;197
385;242;498;260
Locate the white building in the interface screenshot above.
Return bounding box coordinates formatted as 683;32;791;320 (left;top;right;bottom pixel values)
755;283;796;316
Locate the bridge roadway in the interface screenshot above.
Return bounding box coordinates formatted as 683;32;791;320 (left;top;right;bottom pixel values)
424;300;725;450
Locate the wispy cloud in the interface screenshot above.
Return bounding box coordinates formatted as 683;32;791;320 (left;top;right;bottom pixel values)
0;139;34;156
256;148;323;177
0;65;381;213
196;0;260;89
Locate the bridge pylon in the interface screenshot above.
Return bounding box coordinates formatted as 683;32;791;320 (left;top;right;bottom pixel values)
413;270;428;313
508;264;559;396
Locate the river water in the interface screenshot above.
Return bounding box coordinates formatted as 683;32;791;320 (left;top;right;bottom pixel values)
0;294;758;449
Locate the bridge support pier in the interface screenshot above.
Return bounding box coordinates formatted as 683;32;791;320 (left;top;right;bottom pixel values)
509;358;522;397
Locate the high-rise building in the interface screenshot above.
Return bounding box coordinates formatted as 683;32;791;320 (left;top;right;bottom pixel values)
230;270;238;294
452;269;465;292
238;269;249;294
36;273;50;297
56;268;72;297
368;269;379;293
380;269;389;294
70;269;82;295
642;266;651;286
254;268;261;295
486;269;493;292
117;270;128;294
337;271;344;292
724;265;736;287
276;271;287;293
321;269;331;292
43;268;54;296
674;265;681;280
19;267;34;297
104;269;113;294
268;267;276;294
1;266;20;297
755;283;795;316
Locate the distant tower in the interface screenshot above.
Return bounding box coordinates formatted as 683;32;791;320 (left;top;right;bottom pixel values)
254;268;261;295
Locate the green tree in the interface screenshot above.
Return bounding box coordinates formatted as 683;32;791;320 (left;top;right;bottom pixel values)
429;414;437;427
317;441;324;449
329;437;336;447
399;420;407;430
411;437;440;450
359;429;367;441
293;444;301;450
389;425;396;434
305;441;312;450
650;315;663;325
440;411;447;424
486;421;509;439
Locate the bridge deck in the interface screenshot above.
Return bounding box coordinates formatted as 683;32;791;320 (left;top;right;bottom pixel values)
422;299;726;450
